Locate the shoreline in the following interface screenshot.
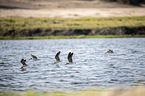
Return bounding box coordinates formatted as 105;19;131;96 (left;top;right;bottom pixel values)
0;35;145;40
0;16;145;38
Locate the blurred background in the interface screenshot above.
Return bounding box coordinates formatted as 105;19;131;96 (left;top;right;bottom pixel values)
0;0;145;18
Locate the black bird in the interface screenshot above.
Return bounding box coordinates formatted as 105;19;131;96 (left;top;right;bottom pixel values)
29;54;39;61
54;51;61;64
20;59;28;69
66;52;73;65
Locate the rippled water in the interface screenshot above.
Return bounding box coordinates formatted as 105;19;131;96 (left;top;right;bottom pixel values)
0;38;145;92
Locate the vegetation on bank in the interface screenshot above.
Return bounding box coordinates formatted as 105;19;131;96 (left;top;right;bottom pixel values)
0;35;145;40
0;16;145;39
0;16;145;31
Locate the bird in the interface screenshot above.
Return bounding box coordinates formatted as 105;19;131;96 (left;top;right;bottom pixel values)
66;52;73;65
20;59;28;69
106;49;114;53
29;54;39;61
54;51;61;64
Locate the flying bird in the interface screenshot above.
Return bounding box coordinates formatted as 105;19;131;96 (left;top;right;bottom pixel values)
66;52;73;65
106;49;114;53
54;51;61;64
20;59;28;69
29;54;39;61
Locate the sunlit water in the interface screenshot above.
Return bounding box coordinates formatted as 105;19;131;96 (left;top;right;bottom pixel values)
0;38;145;92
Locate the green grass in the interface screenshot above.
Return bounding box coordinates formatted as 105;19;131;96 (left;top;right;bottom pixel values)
0;16;145;40
0;16;145;31
0;35;145;40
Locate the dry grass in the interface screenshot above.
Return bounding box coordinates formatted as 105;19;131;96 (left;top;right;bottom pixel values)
0;16;145;31
1;86;145;96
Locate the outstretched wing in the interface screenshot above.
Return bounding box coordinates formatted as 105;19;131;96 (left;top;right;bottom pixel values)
55;51;61;61
68;52;73;63
106;49;114;53
31;54;37;59
67;52;71;61
67;52;71;59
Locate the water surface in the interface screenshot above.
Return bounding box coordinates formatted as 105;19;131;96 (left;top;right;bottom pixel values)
0;38;145;92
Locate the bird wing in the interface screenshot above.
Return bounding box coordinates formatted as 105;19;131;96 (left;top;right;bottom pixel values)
55;51;61;61
67;52;71;60
21;59;24;63
31;54;37;59
68;52;73;63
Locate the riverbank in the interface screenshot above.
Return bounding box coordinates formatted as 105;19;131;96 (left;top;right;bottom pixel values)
0;35;145;40
0;16;145;38
0;0;145;39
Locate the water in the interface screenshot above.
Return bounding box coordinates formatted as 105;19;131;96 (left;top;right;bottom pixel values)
0;38;145;92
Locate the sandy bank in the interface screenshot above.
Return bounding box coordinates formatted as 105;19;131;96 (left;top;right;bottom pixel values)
0;0;145;18
0;8;145;18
